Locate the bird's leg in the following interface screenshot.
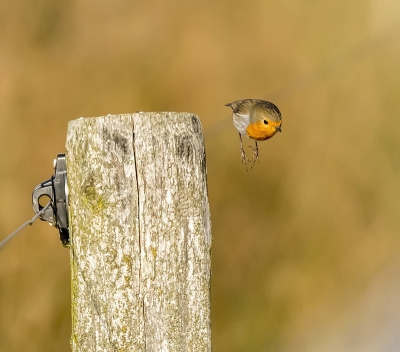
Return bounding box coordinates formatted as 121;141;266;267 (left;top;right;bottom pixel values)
255;141;259;164
239;133;246;165
247;141;259;168
239;133;249;170
253;141;260;163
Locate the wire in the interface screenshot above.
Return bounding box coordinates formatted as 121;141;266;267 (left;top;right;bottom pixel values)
0;202;52;250
2;26;399;250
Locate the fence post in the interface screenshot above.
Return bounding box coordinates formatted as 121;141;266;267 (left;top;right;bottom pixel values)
66;112;212;351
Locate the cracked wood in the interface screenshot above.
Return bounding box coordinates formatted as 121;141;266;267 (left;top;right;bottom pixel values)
66;112;212;351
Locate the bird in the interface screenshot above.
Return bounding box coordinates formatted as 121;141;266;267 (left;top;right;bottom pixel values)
225;99;282;170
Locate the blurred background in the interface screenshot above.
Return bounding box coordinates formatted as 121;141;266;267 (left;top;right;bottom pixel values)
1;0;400;351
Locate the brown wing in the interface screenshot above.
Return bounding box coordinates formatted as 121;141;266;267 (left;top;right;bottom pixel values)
225;99;265;115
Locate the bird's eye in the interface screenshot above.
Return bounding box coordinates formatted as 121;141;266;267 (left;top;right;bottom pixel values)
263;120;268;124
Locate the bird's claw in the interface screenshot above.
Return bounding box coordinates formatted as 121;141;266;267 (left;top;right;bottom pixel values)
240;147;258;171
247;145;259;164
238;134;259;171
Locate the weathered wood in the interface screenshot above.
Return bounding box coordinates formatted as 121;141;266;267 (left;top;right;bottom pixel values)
66;112;212;351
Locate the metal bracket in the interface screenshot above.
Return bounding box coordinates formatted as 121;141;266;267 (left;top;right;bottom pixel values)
32;154;69;247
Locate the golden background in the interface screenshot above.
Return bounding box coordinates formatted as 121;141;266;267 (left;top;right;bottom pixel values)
1;0;400;351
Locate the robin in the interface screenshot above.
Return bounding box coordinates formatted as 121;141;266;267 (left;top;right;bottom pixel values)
225;99;282;170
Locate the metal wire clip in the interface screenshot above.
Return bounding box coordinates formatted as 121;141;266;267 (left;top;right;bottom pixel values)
32;154;69;247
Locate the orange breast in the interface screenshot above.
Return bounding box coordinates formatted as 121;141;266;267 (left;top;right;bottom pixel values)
246;122;277;141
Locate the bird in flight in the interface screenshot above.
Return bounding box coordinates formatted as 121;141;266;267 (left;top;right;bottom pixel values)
226;99;282;171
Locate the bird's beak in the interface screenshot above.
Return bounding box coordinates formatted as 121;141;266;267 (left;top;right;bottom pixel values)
275;126;282;133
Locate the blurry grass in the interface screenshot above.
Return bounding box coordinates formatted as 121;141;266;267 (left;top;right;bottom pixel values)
1;0;400;351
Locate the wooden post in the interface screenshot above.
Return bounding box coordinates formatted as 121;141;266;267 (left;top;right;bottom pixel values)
66;113;212;351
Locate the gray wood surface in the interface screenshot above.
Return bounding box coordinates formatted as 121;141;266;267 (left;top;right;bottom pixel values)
66;112;211;351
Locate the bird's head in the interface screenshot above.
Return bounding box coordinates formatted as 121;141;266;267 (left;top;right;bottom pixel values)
246;103;282;141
